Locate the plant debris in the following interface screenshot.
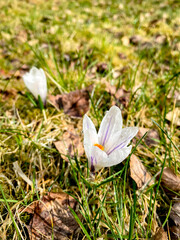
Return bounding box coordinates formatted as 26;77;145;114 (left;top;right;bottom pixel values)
169;226;180;240
49;85;93;118
23;192;79;240
166;108;180;126
154;34;167;45
134;127;160;146
151;227;168;240
105;82;130;108
96;62;108;74
130;154;154;189
0;89;17;101
129;35;142;46
160;167;180;193
54;126;84;161
170;202;180;227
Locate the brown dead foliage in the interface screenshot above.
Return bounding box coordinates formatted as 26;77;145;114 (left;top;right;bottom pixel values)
0;89;17;101
54;126;84;161
166;108;180;126
96;62;108;74
130;154;154;189
129;35;142;46
105;82;130;108
0;65;29;80
161;167;180;193
170;202;180;227
133;127;160;147
169;226;180;240
151;227;168;240
23;192;79;240
167;89;180;103
154;34;167;45
49;85;93;118
118;53;127;59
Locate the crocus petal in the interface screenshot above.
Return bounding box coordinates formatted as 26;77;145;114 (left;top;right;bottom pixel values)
105;127;138;155
23;67;47;104
23;68;39;98
89;145;108;172
100;145;132;168
38;68;47;104
98;106;122;148
83;115;98;161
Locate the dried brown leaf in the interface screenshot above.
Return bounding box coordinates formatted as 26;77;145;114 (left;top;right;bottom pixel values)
167;89;180;102
166;108;180;126
130;154;154;189
151;227;168;240
161;167;180;193
134;127;160;146
154;34;167;45
24;192;79;240
170;202;180;226
118;53;127;59
96;62;108;74
54;126;84;161
129;35;142;46
169;225;180;240
105;82;130;108
49;85;93;118
0;89;17;101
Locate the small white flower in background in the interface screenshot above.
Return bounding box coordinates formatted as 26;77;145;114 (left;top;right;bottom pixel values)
23;67;47;105
83;106;138;172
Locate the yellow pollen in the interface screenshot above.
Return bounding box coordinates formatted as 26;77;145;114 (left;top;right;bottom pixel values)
94;143;104;151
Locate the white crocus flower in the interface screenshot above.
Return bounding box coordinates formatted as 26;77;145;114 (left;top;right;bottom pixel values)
23;67;47;105
83;106;138;172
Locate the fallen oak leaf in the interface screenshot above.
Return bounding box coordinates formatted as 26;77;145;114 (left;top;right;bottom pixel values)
160;167;180;193
49;85;93;118
54;126;84;162
130;154;154;189
23;192;79;240
169;202;180;240
170;202;180;227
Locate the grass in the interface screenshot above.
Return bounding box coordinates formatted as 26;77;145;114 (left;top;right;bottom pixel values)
0;0;180;239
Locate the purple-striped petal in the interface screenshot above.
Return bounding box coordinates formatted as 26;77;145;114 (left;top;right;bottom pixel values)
83;115;98;160
98;106;122;148
105;127;138;155
89;146;108;172
94;146;132;168
107;145;132;166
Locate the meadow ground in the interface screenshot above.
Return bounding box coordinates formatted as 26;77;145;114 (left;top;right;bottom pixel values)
0;0;180;239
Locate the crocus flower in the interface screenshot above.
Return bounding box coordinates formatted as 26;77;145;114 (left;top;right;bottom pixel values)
23;67;47;105
83;106;138;172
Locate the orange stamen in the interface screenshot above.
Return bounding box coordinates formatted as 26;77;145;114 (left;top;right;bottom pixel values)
94;143;104;151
